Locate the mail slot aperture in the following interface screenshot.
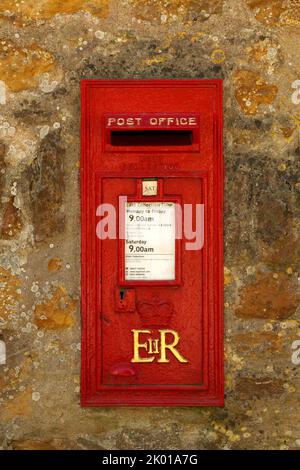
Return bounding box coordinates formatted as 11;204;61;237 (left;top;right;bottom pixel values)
110;130;193;147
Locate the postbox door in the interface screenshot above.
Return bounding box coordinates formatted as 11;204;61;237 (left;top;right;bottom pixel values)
97;175;208;390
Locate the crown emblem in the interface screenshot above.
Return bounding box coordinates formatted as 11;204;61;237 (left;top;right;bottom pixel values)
137;296;174;326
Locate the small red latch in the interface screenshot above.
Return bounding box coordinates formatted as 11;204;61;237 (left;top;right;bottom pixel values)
110;362;136;377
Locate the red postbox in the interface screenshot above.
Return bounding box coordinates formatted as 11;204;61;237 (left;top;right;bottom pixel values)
81;79;223;406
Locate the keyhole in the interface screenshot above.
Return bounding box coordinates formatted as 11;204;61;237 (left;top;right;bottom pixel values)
120;289;125;301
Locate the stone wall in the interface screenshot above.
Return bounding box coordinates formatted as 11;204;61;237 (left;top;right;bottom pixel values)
0;0;300;450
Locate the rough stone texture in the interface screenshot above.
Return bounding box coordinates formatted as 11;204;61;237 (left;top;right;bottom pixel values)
0;0;299;451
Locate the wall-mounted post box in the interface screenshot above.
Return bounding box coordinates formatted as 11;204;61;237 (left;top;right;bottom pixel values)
81;79;223;406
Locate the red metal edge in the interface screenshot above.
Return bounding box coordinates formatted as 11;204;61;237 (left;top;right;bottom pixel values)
217;79;224;406
80;78;222;87
211;79;224;406
80;80;88;405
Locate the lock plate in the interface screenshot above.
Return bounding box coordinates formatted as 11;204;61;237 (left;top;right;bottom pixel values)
115;288;136;312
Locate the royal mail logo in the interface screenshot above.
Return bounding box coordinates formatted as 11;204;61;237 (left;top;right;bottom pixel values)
131;329;188;364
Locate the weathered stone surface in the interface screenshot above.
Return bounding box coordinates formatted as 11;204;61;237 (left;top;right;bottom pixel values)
0;141;6;202
225;153;300;265
263;234;300;271
233;332;283;353
34;286;77;329
47;258;62;271
1;388;32;420
0;41;56;92
245;38;283;73
129;0;223;23
247;0;300;27
0;0;109;24
236;377;285;399
116;426;182;450
235;272;299;320
1;197;22;239
0;141;5;162
0;0;299;451
11;439;78;450
0;267;21;321
26;130;65;242
233;70;278;115
13;99;52;125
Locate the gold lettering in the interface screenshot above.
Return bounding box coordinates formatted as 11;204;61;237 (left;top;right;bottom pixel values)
153;339;159;354
107;117;116;126
107;116;197;128
147;338;153;354
131;329;155;363
131;329;188;363
147;338;159;355
158;329;188;363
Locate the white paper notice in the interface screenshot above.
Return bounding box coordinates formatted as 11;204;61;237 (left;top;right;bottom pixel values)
125;202;175;281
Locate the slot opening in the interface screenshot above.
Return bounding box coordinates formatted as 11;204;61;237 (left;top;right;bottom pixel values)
110;130;193;147
119;288;125;301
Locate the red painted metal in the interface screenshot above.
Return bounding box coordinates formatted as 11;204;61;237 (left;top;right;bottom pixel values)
81;79;224;406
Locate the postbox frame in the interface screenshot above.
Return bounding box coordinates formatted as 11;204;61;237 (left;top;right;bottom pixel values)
81;79;224;407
